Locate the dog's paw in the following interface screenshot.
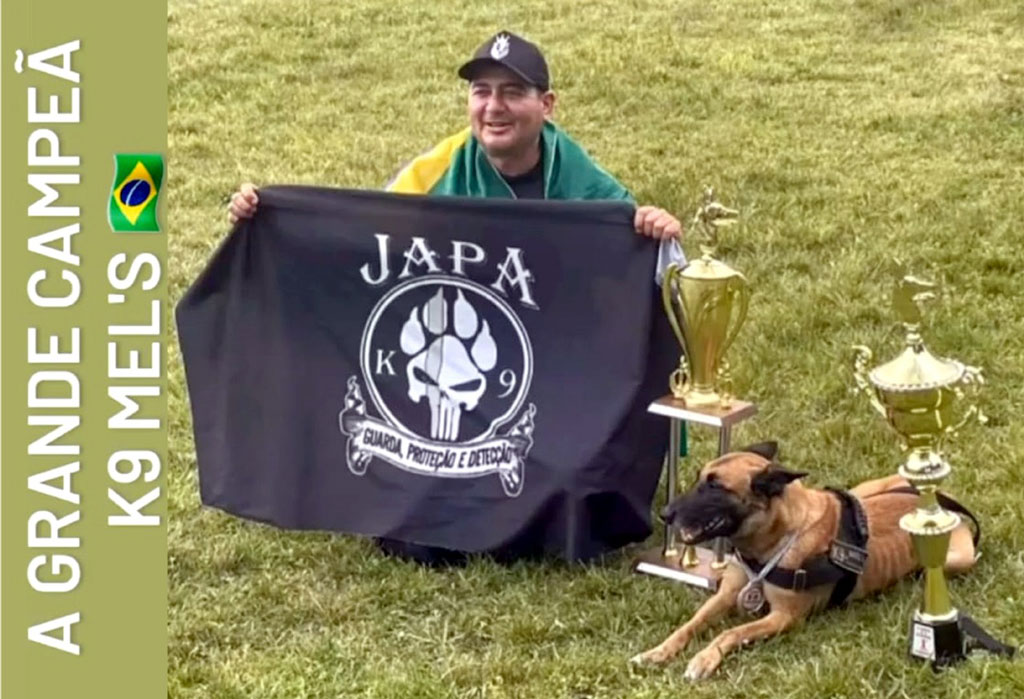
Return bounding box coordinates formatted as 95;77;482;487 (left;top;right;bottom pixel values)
629;646;674;667
683;647;722;681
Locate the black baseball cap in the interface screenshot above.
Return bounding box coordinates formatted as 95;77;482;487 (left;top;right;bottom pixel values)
458;31;550;91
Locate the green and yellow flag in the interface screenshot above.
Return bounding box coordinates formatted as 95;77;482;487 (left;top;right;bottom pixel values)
108;153;163;232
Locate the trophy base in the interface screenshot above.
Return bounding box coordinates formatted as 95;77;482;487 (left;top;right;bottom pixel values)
909;611;1016;669
670;389;723;408
909;613;964;667
632;545;724;591
648;396;757;428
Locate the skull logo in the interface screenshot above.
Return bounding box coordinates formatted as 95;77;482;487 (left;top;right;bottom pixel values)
400;289;497;441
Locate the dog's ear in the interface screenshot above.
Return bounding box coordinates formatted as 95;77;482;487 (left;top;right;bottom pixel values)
750;466;807;499
740;441;779;462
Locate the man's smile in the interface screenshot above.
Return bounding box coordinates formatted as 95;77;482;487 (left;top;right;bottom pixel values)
484;121;513;134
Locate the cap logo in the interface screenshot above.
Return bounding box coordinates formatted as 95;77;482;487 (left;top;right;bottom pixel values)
490;34;510;60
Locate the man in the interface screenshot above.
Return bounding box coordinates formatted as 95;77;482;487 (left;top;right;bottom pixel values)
227;31;683;564
228;31;683;241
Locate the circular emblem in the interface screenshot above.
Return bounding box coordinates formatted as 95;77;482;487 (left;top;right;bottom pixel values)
120;179;151;206
738;581;766;614
360;276;532;444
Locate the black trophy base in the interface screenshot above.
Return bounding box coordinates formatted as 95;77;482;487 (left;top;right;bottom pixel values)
909;614;964;668
909;612;1016;669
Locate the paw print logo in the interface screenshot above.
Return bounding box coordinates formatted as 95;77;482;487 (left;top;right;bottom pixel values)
361;277;533;446
400;289;498;441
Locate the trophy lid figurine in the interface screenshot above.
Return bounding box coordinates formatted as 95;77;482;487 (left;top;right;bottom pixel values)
661;187;749;408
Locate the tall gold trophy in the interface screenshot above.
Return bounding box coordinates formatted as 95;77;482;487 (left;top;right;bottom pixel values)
662;187;749;408
640;187;756;582
852;269;1013;666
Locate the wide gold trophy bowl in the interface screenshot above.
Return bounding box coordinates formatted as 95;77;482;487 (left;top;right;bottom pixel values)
662;188;749;408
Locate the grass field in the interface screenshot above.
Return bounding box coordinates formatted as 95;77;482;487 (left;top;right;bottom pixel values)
168;1;1024;696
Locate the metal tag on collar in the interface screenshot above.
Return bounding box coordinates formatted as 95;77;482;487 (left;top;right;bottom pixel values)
738;580;766;615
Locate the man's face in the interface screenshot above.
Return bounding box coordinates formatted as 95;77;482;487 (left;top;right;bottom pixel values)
467;65;554;159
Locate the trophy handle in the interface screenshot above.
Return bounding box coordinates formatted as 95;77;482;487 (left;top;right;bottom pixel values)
661;263;687;350
948;364;987;435
851;345;887;417
661;264;691;398
718;273;750;361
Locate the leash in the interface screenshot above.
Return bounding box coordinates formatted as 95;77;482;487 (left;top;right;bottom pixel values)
959;614;1017;658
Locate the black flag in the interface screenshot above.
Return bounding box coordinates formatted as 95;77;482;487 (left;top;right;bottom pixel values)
177;186;675;561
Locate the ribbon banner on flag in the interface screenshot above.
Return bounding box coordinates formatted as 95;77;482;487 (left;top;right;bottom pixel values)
340;376;536;497
176;187;675;560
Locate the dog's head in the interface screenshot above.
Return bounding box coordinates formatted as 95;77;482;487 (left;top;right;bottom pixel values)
660;441;807;546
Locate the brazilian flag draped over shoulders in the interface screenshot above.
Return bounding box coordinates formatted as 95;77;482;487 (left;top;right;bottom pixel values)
108;153;163;232
387;122;632;201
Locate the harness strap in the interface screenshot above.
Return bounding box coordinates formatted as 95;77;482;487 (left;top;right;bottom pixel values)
824;488;869;606
740;553;846;592
870;486;980;548
739;489;868;608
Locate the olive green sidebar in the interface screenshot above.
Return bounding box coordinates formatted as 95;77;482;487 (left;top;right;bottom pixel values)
2;2;168;697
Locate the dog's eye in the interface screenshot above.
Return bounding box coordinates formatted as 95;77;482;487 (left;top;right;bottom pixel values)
698;477;733;496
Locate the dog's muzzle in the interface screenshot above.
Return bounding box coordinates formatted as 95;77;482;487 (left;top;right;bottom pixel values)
661;489;745;545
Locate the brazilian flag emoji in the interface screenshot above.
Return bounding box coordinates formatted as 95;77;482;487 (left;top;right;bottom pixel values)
108;154;163;232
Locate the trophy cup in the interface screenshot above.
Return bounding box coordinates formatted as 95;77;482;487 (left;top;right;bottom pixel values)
635;187;757;589
662;187;750;409
852;268;1013;666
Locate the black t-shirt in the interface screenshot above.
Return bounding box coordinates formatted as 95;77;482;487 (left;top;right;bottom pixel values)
501;158;545;199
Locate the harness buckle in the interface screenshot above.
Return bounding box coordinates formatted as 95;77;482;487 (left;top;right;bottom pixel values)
793;569;807;591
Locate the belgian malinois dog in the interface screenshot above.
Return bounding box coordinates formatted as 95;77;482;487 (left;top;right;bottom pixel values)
631;442;977;680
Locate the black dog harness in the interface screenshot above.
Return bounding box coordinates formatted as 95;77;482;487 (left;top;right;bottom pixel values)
738;487;981;609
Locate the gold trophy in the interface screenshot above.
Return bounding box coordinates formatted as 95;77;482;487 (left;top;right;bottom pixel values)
636;187;757;587
852;268;1012;666
662;187;750;408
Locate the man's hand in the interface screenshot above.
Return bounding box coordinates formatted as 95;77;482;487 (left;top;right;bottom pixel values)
228;183;259;223
634;206;682;241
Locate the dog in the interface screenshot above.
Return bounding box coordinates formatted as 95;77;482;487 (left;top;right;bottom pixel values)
630;441;977;680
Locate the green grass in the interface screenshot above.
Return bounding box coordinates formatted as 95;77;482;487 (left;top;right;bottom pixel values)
168;0;1024;696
